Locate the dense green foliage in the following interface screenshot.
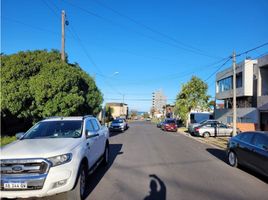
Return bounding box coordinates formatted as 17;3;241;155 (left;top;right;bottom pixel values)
175;76;210;126
1;50;103;133
105;106;114;122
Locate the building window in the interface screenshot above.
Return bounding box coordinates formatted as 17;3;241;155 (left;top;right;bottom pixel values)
218;72;243;92
218;76;232;92
236;72;242;88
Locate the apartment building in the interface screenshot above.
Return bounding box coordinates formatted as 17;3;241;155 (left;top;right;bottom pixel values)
215;54;268;131
105;102;129;119
152;90;167;114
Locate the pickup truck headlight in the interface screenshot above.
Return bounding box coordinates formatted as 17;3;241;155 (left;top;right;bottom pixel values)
47;153;72;167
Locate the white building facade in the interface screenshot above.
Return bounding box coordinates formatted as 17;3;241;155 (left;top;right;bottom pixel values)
215;55;268;131
152;90;167;114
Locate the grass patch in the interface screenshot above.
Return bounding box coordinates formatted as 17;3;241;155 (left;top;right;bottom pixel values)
1;136;17;147
177;127;187;132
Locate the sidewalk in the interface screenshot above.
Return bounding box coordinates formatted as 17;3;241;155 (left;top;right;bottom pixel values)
177;127;229;149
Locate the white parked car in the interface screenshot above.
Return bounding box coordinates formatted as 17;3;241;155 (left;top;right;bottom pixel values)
0;116;109;200
188;120;219;134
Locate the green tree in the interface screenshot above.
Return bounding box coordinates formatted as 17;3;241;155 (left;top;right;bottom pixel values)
105;106;114;122
143;112;149;119
1;50;103;133
174;76;210;127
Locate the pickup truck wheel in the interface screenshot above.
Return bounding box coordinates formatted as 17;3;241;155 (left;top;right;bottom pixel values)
67;164;87;200
102;144;109;166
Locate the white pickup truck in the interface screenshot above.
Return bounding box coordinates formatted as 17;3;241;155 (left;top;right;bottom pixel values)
0;116;109;200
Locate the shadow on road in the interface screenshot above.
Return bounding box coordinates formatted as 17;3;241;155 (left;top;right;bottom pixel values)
206;148;268;184
84;143;123;198
206;148;228;163
144;174;166;200
109;128;129;138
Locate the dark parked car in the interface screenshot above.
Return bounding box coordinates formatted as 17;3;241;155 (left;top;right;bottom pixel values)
161;119;177;132
227;131;268;177
157;121;164;128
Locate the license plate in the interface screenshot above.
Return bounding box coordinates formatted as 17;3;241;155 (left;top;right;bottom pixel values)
4;182;27;189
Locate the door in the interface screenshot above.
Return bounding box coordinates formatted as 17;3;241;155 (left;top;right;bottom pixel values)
251;133;268;175
85;119;99;168
91;119;104;159
217;123;229;136
236;132;255;166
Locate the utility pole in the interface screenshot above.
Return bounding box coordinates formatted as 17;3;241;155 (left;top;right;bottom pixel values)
61;10;66;62
232;51;237;136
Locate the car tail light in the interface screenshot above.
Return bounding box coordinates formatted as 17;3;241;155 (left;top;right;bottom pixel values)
195;127;200;132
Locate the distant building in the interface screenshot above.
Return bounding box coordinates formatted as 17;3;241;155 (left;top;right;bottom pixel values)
106;102;128;119
215;54;268;131
152;90;167;114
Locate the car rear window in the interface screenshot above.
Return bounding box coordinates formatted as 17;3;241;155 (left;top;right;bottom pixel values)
166;120;175;123
239;132;254;144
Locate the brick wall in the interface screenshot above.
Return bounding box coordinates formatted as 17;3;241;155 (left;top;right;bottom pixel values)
236;123;257;132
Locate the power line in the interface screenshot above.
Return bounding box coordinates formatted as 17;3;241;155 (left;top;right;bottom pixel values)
43;0;125;96
209;51;268;88
104;98;176;102
97;56;231;86
1;16;59;35
91;0;221;59
205;57;232;81
62;0;223;59
205;42;268;82
236;42;268;57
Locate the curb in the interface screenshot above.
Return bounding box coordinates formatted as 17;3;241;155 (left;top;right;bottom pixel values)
176;130;229;150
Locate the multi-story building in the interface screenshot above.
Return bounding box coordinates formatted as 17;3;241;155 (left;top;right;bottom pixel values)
152;90;167;114
215;54;268;131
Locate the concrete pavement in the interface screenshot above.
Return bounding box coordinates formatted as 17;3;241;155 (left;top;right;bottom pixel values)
17;121;268;200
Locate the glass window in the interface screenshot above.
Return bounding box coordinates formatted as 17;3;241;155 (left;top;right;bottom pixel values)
252;134;268;150
113;119;123;123
239;133;254;144
236;72;242;88
217;76;233;92
86;120;94;132
91;119;100;131
23;120;82;139
218;123;227;128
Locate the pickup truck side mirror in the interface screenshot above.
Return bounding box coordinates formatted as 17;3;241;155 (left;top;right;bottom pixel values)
15;132;25;139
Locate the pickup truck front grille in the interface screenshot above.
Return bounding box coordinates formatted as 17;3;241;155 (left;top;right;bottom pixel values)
0;159;50;175
0;159;50;191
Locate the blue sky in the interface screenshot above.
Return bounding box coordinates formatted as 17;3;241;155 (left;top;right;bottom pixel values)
2;0;268;111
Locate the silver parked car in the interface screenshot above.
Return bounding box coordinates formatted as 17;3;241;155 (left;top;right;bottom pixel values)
194;122;238;138
188;120;218;134
109;118;128;132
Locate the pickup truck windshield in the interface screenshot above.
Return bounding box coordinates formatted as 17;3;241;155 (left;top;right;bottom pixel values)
23;120;83;139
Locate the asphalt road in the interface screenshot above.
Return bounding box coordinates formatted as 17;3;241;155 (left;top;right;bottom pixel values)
19;121;268;200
